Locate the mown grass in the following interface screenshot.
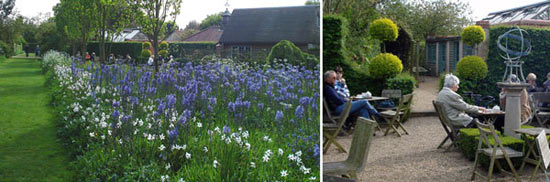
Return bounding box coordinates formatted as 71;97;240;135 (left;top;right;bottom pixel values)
0;58;73;181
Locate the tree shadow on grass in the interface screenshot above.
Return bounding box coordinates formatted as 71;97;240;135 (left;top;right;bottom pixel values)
0;122;75;182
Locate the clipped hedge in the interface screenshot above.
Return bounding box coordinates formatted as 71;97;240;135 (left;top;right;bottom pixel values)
369;53;403;79
456;56;488;80
468;26;550;98
456;127;525;169
87;42;142;60
461;25;486;46
141;49;152;58
386;72;417;95
266;40;318;68
168;42;217;60
369;18;398;42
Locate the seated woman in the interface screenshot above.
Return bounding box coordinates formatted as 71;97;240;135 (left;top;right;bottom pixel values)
498;86;531;126
526;73;540;93
436;74;487;128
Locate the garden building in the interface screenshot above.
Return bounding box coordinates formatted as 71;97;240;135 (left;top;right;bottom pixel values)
425;36;476;76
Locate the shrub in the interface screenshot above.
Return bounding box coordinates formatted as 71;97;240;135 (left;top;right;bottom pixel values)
41;51;71;73
158;50;169;58
386;72;417;95
369;18;398;42
169;42;217;60
159;41;169;50
461;25;485;46
369;53;403;79
323;15;348;70
141;49;152;58
0;41;13;57
456;56;488;80
456;127;527;169
266;40;313;67
143;42;151;49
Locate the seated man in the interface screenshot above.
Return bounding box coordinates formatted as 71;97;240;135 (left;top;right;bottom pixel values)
324;70;382;128
436;74;487;128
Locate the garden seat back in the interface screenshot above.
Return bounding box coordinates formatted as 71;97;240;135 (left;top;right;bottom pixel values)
433;100;459;150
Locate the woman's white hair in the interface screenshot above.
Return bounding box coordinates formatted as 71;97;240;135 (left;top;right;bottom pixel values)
443;74;460;88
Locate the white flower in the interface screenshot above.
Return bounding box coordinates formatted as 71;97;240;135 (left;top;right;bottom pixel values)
203;147;208;153
185;152;191;159
296;151;302;157
300;166;310;174
101;135;105;140
197;122;202;128
99;121;107;128
263;155;270;162
89;132;95;137
178;178;185;182
309;176;316;180
165;163;171;170
250;162;256;168
242;131;249;138
288;154;296;161
278;148;284;156
263;136;269;141
159;144;165;151
213;160;218;168
118;139;123;144
159;134;165;140
245;143;251;150
214;127;221;133
161;175;169;182
281;170;288;177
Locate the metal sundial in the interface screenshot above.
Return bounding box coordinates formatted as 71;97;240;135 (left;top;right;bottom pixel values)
497;26;532;83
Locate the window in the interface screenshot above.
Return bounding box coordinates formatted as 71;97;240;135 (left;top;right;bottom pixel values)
231;46;251;59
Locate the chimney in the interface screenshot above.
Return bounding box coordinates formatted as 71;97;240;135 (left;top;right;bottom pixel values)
222;9;231;28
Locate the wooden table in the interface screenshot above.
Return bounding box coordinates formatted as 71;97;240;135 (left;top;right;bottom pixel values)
323;175;356;182
515;128;550;172
473;111;505;125
351;96;389;102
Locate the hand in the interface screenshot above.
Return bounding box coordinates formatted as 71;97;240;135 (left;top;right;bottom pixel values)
479;107;488;113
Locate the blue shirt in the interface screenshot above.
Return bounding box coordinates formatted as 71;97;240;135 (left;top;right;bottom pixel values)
335;80;350;98
324;83;346;111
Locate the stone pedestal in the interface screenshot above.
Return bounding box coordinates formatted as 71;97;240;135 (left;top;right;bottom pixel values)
497;82;529;138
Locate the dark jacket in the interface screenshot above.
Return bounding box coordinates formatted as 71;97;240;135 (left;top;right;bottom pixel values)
324;82;345;111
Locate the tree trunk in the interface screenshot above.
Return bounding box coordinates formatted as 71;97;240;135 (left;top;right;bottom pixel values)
99;5;107;63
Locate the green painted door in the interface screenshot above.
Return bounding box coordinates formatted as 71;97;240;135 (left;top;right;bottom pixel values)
439;42;446;73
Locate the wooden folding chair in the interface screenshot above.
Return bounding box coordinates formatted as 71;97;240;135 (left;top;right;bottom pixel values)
381;94;413;137
433;100;460;151
323;98;353;154
324;118;377;179
530;130;550;182
531;92;550;127
471;120;523;182
377;89;402;111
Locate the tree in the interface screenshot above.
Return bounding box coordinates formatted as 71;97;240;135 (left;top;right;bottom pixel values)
54;0;95;57
134;0;182;72
199;12;222;30
305;0;320;5
461;25;485;55
184;20;200;31
0;0;15;24
405;0;473;41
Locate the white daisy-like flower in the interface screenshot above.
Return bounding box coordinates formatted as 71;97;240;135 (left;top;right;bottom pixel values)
178;178;185;182
242;131;249;138
296;151;302;157
214;127;221;133
263;155;270;162
281;170;288;177
101;135;105;140
262;136;269;141
159;144;165;151
250;162;256;168
165;163;171;170
185;152;191;159
278;148;284;156
213;160;218;168
203;147;208;153
197;122;202;128
159;134;165;140
309;176;316;180
245;143;251;150
161;175;169;182
89;132;95;137
118;139;123;144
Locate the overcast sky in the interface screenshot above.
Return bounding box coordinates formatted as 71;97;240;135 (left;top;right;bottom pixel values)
14;0;308;28
12;0;548;26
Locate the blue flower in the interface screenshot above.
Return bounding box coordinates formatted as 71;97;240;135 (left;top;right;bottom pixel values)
112;110;120;119
295;105;304;120
223;125;231;133
275;110;283;121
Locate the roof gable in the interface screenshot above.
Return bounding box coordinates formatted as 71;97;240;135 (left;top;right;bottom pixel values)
182;26;223;42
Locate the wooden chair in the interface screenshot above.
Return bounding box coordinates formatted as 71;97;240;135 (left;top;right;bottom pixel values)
377;89;402;110
433;100;460;151
380;94;413;137
323;117;377;179
323;98;353;154
471;120;522;182
530;130;550;182
531;92;550;127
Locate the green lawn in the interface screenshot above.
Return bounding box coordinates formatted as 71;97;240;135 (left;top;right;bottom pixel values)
0;57;72;181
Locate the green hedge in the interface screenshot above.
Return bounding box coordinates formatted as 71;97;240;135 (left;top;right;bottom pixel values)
0;41;13;57
456;127;527;169
168;42;217;61
87;42;142;60
386;72;416;95
466;26;550;98
456;56;488;81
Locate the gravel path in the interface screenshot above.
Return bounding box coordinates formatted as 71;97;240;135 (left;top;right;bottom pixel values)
411;76;439;113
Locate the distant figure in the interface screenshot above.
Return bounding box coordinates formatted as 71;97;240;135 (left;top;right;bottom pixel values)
526;73;539;93
168;55;174;63
35;45;40;57
85;52;91;60
544;72;550;92
108;53;114;63
91;52;96;61
76;51;81;58
147;55;154;66
126;54;132;64
24;45;29;57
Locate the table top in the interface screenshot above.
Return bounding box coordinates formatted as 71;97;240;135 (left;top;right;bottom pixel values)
473;111;505;116
352;96;389;102
514;128;550;136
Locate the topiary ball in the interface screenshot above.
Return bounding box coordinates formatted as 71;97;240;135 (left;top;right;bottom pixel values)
141;49;152;58
456;56;488;80
143;42;152;49
369;53;403;79
369;18;398;42
461;25;485;46
158;50;169;58
159;41;169;50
